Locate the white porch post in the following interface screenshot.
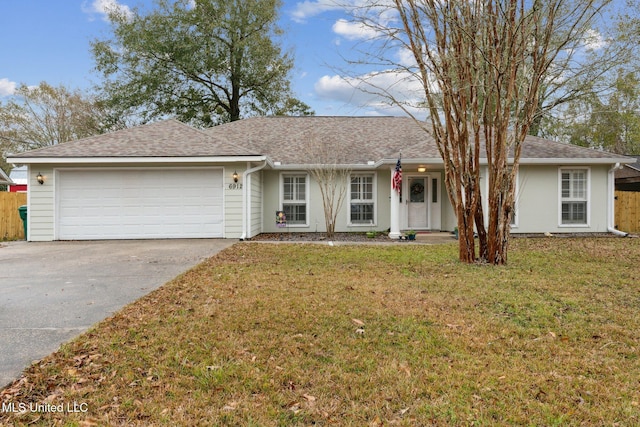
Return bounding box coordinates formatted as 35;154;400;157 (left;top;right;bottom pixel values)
389;167;401;239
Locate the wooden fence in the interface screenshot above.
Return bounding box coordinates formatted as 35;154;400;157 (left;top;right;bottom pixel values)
0;192;27;240
615;190;640;233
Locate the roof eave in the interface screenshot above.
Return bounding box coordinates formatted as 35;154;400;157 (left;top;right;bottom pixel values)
6;155;268;165
517;157;634;165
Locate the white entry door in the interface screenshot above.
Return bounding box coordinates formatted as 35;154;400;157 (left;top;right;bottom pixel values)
407;177;428;229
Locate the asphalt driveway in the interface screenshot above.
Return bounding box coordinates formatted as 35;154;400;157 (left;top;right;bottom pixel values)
0;239;234;388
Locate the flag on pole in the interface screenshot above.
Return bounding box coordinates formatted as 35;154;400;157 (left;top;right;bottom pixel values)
392;157;402;193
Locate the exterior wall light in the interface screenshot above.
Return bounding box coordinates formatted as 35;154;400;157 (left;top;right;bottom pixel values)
37;173;45;185
233;171;239;183
417;167;426;173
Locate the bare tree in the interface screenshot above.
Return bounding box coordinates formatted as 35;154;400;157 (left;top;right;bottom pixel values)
346;0;609;264
0;82;106;168
304;137;350;239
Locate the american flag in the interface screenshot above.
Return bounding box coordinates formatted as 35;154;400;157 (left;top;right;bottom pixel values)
392;157;402;193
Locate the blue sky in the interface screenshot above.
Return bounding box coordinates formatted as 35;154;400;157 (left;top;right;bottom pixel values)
0;0;410;117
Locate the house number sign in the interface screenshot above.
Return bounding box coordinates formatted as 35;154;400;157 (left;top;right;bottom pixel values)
228;183;243;190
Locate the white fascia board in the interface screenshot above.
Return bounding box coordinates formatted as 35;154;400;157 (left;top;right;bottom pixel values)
273;163;377;170
516;157;635;165
379;158;444;165
5;156;268;165
276;159;446;170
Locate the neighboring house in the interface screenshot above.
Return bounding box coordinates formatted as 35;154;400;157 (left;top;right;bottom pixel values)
615;156;640;192
0;167;12;188
6;117;634;242
8;166;27;192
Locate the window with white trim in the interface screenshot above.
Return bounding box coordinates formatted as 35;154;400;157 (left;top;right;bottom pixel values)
560;168;588;225
282;174;307;225
350;173;375;224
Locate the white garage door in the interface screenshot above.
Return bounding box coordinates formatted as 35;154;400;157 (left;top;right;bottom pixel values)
57;168;224;239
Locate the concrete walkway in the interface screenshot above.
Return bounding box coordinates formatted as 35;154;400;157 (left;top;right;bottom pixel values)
0;239;233;388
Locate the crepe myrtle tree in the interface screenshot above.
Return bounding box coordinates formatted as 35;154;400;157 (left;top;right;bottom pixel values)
344;0;610;264
304;137;351;239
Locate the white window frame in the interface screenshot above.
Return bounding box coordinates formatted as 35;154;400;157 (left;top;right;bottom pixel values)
348;172;377;226
558;167;590;227
280;173;309;227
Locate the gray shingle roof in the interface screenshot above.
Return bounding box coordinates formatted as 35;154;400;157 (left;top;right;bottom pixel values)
205;116;439;164
11;119;255;158
206;116;631;164
9;116;631;165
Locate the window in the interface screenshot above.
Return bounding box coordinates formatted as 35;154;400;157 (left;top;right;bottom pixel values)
282;174;307;225
350;174;375;224
560;168;588;225
431;177;438;203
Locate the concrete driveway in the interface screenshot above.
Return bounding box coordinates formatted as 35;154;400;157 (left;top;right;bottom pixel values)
0;239;234;388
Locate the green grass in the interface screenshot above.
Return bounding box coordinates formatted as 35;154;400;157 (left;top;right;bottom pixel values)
1;238;639;426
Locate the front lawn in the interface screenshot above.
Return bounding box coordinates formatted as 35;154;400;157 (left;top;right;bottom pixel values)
1;238;639;426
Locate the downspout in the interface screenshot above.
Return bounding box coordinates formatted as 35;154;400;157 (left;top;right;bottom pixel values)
240;160;268;240
608;163;628;237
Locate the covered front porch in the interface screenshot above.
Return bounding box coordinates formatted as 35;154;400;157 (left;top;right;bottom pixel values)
388;164;451;239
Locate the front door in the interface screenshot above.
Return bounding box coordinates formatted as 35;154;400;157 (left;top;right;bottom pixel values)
407;177;428;229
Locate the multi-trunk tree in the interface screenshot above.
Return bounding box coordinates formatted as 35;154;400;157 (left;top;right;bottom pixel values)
349;0;611;264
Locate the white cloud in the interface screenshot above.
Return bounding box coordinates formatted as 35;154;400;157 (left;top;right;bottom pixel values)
583;29;607;51
0;78;16;97
290;0;343;23
314;71;427;117
332;19;380;41
81;0;133;22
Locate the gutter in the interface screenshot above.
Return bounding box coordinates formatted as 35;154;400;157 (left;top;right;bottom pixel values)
240;160;269;240
608;163;629;237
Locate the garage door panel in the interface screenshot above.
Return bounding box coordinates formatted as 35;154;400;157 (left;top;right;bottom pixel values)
57;169;224;240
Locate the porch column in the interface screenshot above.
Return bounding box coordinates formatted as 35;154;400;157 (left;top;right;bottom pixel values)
389;167;401;239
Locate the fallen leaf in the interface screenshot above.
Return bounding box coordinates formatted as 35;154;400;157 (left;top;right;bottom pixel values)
352;318;365;326
303;394;316;402
222;401;237;411
399;362;411;377
369;415;383;427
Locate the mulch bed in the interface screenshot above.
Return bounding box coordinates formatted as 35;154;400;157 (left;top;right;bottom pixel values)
248;232;391;242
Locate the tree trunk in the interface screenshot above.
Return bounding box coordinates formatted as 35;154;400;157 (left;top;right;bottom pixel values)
456;203;476;263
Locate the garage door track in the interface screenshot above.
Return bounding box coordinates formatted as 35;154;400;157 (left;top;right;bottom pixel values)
0;239;233;388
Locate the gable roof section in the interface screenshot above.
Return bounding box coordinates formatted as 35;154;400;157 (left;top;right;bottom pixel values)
9;119;256;159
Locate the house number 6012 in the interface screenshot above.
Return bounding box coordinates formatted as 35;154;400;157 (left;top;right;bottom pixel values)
228;183;243;190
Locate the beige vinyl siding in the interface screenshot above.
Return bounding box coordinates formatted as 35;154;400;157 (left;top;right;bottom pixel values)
512;165;610;234
27;166;55;241
249;170;263;238
262;169;394;234
223;164;244;239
